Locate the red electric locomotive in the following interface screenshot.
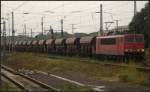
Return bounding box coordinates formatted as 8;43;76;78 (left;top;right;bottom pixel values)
96;34;144;60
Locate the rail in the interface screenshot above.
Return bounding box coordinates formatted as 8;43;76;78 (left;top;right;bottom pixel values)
1;73;29;91
1;65;60;92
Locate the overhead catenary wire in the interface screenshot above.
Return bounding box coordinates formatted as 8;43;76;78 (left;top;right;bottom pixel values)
103;2;131;11
91;13;97;31
8;2;75;35
41;2;75;14
2;1;146;36
1;1;143;15
14;10;116;28
12;1;28;11
4;4;108;23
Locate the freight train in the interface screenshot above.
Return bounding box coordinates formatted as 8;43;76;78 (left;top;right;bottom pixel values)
6;34;145;62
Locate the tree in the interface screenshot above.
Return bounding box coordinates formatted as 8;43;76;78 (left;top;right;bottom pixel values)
129;2;149;48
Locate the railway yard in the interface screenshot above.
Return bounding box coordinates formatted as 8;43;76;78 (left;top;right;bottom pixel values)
1;1;150;92
1;52;149;91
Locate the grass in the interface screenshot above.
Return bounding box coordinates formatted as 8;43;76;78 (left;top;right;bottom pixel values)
53;81;92;91
118;63;149;86
2;52;149;87
1;80;22;91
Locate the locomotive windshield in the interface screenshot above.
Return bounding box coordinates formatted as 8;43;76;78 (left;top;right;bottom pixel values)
127;37;144;43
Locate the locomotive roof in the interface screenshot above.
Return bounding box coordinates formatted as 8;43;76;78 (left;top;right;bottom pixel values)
55;38;65;45
80;36;95;44
97;35;124;39
66;37;76;44
38;40;45;45
97;34;144;39
45;39;54;45
124;34;144;37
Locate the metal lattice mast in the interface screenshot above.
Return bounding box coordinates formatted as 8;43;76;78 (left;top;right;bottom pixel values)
3;21;6;53
100;4;103;36
11;12;15;52
61;19;63;37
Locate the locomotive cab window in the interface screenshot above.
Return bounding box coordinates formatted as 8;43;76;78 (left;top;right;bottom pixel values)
126;37;144;43
100;38;116;45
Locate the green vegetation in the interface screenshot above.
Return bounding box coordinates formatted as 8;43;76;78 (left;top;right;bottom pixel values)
1;81;22;91
129;2;149;47
3;52;149;87
34;31;97;40
119;63;149;86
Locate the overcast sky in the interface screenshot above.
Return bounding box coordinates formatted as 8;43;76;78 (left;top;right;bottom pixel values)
1;1;148;37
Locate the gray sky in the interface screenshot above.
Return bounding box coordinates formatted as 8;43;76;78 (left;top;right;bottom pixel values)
1;1;148;37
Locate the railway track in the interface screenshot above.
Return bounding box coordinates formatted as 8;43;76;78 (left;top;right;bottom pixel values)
1;64;148;92
1;65;59;92
1;65;105;91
